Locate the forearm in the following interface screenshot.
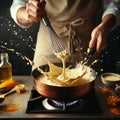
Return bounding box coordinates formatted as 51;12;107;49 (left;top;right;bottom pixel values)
102;0;120;28
101;14;116;31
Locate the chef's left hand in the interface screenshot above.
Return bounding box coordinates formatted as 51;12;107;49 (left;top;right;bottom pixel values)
88;23;108;58
88;14;116;58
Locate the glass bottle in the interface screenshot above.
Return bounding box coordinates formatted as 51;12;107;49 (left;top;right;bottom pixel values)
0;53;12;83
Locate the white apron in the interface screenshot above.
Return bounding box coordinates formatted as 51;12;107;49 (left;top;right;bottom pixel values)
33;0;102;71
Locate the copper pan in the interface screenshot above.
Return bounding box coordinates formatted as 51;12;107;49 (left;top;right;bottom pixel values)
32;63;96;101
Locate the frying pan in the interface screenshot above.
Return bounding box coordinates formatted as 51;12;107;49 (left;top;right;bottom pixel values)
32;63;96;101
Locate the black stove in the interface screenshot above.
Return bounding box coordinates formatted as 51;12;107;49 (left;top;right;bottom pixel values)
26;88;102;114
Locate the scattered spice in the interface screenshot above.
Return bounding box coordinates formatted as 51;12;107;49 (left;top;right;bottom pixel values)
0;80;19;88
6;98;14;103
100;87;113;94
107;95;120;107
100;87;120;116
110;108;120;116
0;104;20;113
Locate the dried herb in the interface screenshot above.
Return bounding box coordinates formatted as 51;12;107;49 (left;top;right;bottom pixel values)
110;108;120;115
0;80;19;88
107;95;120;107
100;87;120;116
100;87;113;94
0;104;20;113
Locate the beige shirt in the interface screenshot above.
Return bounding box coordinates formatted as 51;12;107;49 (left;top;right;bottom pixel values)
33;0;100;70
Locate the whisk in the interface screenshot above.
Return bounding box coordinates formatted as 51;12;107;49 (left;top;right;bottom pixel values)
36;0;66;53
42;14;66;54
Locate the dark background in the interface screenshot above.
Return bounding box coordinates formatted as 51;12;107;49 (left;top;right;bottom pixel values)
0;0;120;75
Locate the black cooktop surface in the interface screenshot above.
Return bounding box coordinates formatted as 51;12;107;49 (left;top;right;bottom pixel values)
26;88;102;114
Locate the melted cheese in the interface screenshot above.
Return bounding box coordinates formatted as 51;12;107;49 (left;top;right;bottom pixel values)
55;50;69;81
37;50;96;86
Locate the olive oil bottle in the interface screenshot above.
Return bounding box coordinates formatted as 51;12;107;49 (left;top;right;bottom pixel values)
0;53;12;83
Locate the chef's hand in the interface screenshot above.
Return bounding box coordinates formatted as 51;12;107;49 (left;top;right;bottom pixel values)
26;0;46;23
17;0;46;26
88;14;116;58
88;23;107;58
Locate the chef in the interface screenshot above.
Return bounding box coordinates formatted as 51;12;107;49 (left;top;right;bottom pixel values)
10;0;120;72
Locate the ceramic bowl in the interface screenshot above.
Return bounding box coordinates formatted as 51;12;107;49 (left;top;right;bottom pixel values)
101;72;120;87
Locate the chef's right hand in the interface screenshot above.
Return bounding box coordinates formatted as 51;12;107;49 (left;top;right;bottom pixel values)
17;0;46;26
26;0;46;23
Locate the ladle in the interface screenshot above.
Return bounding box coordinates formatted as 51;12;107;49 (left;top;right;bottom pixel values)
0;84;25;104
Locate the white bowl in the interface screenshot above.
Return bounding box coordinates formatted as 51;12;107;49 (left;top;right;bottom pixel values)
101;72;120;87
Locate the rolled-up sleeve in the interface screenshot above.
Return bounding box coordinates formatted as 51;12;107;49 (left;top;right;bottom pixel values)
102;0;120;26
10;0;31;28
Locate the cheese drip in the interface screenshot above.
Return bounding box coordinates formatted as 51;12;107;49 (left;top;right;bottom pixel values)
55;50;69;81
